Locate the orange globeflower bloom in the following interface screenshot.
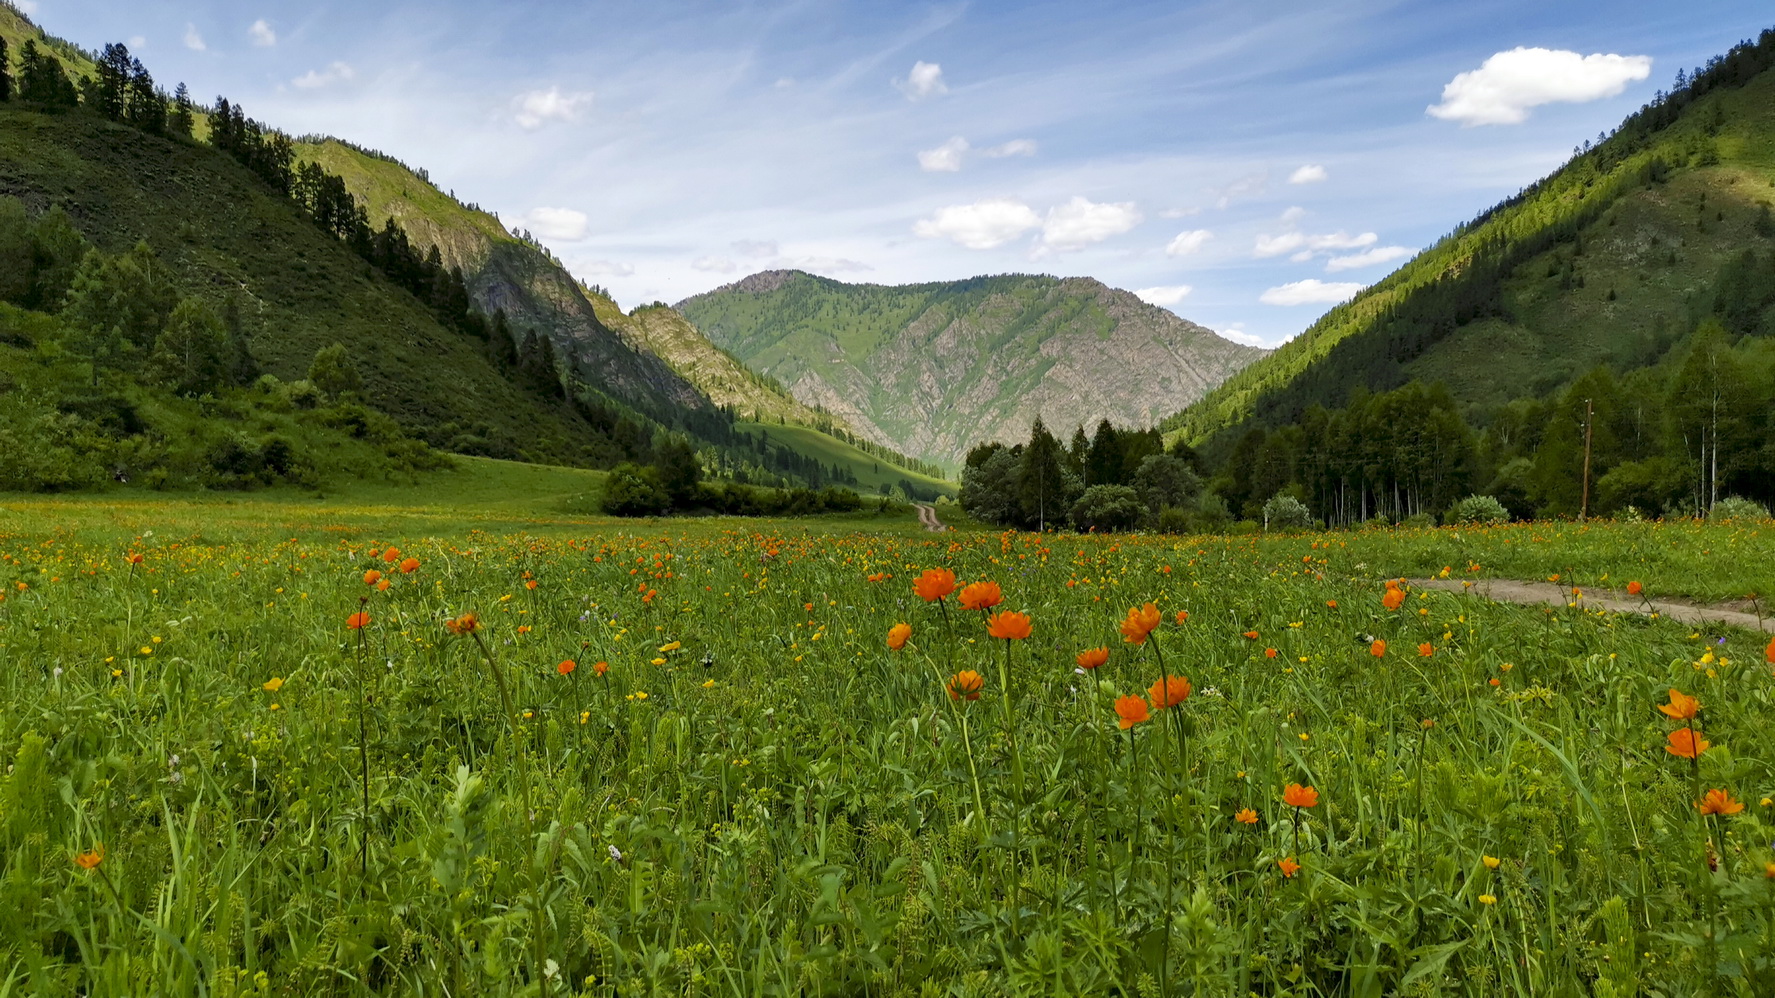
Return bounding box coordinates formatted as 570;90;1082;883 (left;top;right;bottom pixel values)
959;581;1004;611
363;569;382;586
1665;728;1710;759
886;622;912;650
399;557;420;574
1235;808;1259;825
1765;635;1775;665
1149;674;1191;709
74;844;105;870
444;611;481;636
377;579;391;591
913;568;957;602
593;661;609;676
1278;857;1301;878
1283;783;1319;808
1241;630;1260;640
946;670;985;701
382;547;401;564
557;660;577;676
1076;647;1110;670
1658;689;1700;720
986;610;1032;640
126;552;144;565
1326;600;1338;609
346;611;371;630
1627;580;1643;596
1119;603;1162;644
1114;695;1150;729
1265;647;1278;659
1697;789;1745;816
1418;643;1433;657
1370;639;1387;658
1382;588;1406;611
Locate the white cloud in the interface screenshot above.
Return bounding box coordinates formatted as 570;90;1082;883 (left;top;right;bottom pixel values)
575;259;635;278
292;62;355;89
1135;285;1192;306
1428;47;1652;126
513;86;594;129
773;77;795;89
249;19;277;47
1165;229;1213;256
1215;172;1267;209
524;207;589;241
1279;205;1307;225
917;136;969;172
1255;229;1376;258
182;24;206;50
980;139;1037;158
732;240;778;258
1218;324;1267;347
1288;164;1327;184
895;61;948;100
1160;207;1201;219
1326;245;1414;272
783;256;872;274
692;256;737;273
16;1;38;14
1260;279;1366;306
1040;196;1141;252
913;198;1041;249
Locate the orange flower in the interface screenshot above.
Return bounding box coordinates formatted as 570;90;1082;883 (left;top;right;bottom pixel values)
74;844;105;870
1658;689;1699;720
346;611;371;630
1382;588;1405;611
444;611;480;636
526;579;539;591
1370;639;1387;657
556;660;575;676
1766;635;1774;666
1075;647;1109;670
376;579;390;591
959;581;1004;611
1697;789;1744;816
1325;600;1338;609
1417;642;1433;657
382;547;401;564
1174;611;1189;624
887;622;912;650
399;557;420;573
946;669;984;701
1283;783;1319;808
1241;630;1260;640
1278;857;1301;878
363;569;382;586
126;552;143;565
593;660;609;676
1265;647;1278;659
986;610;1032;640
1626;580;1643;596
1235;808;1258;825
1149;674;1191;709
1665;728;1710;759
1114;695;1150;729
1120;603;1162;644
913;568;957;602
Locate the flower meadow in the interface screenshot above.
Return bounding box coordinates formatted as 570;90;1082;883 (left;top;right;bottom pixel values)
1;506;1774;996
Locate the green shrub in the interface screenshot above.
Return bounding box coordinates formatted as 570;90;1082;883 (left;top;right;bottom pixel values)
1262;493;1314;531
1447;494;1511;526
600;463;670;517
1709;496;1770;522
1071;484;1147;533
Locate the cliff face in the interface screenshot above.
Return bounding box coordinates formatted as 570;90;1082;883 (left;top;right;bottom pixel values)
679;271;1265;466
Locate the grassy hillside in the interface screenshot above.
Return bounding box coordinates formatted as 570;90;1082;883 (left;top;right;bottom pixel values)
1168;29;1775;451
678;271;1264;469
293;138;712;422
734;421;956;498
0;107;627;467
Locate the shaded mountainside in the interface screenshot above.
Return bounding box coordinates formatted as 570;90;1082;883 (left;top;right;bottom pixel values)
677;271;1264;468
292;139;711;421
1167;27;1775;455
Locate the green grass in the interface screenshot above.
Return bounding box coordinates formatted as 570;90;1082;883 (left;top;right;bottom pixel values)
736;421;957;497
1;500;1772;995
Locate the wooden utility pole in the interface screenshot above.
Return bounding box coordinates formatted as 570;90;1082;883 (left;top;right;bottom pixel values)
1580;398;1594;521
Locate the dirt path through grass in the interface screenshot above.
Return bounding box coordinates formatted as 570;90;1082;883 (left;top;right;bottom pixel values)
1409;577;1773;634
915;503;947;532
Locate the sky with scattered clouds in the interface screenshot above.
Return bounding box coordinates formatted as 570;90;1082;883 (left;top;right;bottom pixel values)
20;0;1773;345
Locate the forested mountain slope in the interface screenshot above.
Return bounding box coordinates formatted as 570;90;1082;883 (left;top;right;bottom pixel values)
1167;29;1775;453
678;270;1264;469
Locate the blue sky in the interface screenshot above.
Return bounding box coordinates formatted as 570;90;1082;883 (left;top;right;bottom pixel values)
18;0;1775;345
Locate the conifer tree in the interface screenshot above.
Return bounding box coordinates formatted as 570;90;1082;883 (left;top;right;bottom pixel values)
170;83;194;138
0;37;11;103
